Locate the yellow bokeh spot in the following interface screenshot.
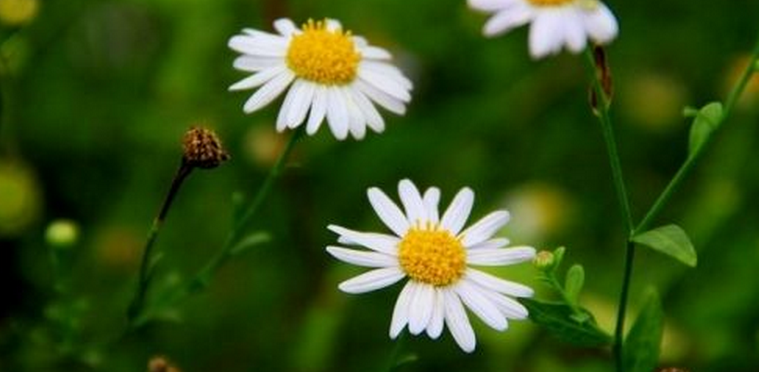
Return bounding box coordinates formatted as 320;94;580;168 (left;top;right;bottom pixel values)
286;19;360;85
398;226;466;287
0;0;39;26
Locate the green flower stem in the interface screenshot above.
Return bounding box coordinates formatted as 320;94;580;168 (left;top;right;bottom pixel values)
633;35;759;236
582;48;634;232
127;161;194;325
582;47;635;372
131;127;304;327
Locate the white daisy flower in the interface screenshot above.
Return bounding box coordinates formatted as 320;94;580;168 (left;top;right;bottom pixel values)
228;18;413;140
469;0;619;59
326;179;536;352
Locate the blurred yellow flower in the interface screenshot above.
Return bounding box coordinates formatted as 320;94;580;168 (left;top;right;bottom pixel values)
0;160;42;236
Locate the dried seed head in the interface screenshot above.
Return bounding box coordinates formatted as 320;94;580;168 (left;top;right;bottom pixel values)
182;127;230;169
148;356;181;372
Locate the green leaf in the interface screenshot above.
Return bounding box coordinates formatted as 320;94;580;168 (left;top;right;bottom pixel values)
624;289;664;372
688;102;723;157
521;298;612;347
564;264;585;305
632;224;697;267
229;232;272;256
552;246;566;273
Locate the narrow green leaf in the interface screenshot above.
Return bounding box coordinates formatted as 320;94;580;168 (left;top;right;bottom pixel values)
229;232;271;257
521;298;612;347
688;102;723;157
564;264;585;305
632;224;697;267
624;289;664;372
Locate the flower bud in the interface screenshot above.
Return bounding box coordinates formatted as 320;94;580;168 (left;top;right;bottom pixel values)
45;219;79;249
182;127;229;169
533;250;555;270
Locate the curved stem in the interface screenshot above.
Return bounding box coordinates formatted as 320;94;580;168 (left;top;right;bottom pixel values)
634;35;759;235
187;127;304;290
127;162;193;325
582;47;635;372
120;127;307;328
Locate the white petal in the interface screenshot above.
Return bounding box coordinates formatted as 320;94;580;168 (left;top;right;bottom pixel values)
243;70;295;113
440;187;474;235
468;238;511;250
228;35;287;57
467;246;536;266
360;61;413;91
425;288;445;339
327;225;399;255
562;10;587;53
273;18;298;36
398;179;427;226
275;79;303;131
326;246;397;267
359;45;393;60
367;188;411;236
326;87;350;140
583;3;618;44
483;6;532;37
358;68;412;102
455;281;508;331
422;187;441;224
342;88;367;140
460;211;510;246
529;11;564;59
338;267;405;294
306;86;328;135
468;0;520;11
390;281;415;338
233;56;282;72
443;288;476;353
229;65;287;91
408;283;435;335
287;81;316;129
465;268;534;298
355;80;407;115
325;19;342;31
477;287;529;319
348;85;385;133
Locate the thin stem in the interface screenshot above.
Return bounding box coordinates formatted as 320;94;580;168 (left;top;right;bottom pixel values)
582;47;635;372
119;127;307;327
187;127;304;291
583;48;634;232
633;35;759;235
127;162;193;325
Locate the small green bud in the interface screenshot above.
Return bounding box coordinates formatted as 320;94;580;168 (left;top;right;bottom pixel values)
45;219;79;249
533;250;556;270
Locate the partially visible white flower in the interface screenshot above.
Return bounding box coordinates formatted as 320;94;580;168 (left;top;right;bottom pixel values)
469;0;618;59
326;179;536;352
228;18;413;140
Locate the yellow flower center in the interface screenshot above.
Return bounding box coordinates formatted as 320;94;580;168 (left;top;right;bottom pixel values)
526;0;581;7
286;19;361;85
398;226;466;287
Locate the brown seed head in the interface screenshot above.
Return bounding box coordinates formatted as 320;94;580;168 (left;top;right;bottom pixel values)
182;127;230;169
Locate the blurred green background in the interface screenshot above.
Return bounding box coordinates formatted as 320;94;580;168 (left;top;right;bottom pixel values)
1;0;758;371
